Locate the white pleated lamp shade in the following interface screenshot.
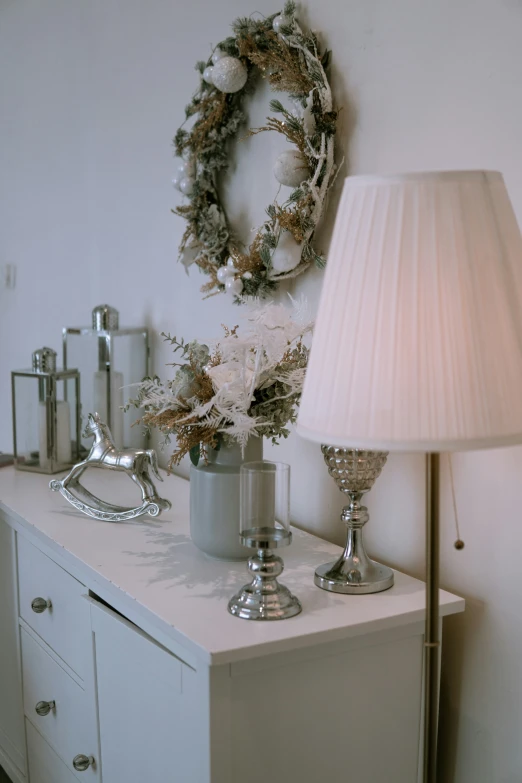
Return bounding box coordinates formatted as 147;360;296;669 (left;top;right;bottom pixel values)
297;171;522;452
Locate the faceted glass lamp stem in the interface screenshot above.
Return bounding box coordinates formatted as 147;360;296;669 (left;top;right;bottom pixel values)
314;447;394;594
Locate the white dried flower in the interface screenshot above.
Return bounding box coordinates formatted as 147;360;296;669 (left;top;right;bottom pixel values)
206;361;254;392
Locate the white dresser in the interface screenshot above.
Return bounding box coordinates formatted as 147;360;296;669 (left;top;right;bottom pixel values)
0;467;464;783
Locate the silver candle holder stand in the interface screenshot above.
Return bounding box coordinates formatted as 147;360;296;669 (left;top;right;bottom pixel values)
228;460;302;622
228;527;302;621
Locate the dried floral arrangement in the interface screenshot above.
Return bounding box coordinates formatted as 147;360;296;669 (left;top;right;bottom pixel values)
126;299;313;467
172;1;337;300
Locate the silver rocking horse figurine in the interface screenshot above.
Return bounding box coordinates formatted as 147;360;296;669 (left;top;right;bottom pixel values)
50;413;172;521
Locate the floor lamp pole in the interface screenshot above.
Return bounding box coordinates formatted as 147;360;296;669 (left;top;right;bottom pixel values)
424;452;441;783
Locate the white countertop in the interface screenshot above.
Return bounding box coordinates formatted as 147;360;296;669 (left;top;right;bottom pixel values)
0;466;464;666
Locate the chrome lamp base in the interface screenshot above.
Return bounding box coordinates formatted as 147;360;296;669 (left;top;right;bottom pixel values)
228;532;302;620
315;447;394;595
314;556;394;594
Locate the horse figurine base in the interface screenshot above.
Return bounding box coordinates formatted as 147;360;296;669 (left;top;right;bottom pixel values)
50;413;172;522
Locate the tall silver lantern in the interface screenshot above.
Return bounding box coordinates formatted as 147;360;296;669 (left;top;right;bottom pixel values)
11;347;81;474
63;305;149;452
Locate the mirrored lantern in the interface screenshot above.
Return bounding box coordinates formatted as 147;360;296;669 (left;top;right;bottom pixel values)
11;347;80;474
63;305;149;452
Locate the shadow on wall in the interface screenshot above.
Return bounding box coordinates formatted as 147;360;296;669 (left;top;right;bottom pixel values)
438;592;522;783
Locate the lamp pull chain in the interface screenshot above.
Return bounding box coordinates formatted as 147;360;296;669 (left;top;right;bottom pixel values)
448;453;465;550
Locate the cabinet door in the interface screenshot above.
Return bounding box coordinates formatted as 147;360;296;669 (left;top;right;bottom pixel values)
0;517;26;778
90;600;197;783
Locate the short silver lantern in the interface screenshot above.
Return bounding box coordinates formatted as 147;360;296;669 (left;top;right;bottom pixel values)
11;347;81;474
63;305;149;451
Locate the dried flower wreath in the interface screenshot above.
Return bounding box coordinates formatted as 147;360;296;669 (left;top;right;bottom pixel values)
172;2;337;300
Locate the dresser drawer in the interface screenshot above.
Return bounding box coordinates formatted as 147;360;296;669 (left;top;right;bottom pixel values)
21;628;99;780
27;720;81;783
18;535;91;679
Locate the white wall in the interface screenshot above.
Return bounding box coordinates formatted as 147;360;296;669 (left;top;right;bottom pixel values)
1;1;522;779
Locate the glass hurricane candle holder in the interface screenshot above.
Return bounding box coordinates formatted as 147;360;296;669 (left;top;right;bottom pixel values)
228;461;302;621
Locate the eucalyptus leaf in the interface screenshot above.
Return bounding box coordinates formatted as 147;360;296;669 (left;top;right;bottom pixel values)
260;246;272;265
189;444;201;467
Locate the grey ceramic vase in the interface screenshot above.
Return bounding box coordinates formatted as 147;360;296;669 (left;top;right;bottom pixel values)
189;438;263;560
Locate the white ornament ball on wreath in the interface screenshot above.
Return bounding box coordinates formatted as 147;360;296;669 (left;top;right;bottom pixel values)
202;66;215;84
271;231;303;274
216;266;231;284
273;150;309;188
212;49;227;64
211;56;248;94
177;158;195;177
272;14;290;33
225;277;244;296
179;176;195;196
171;174;182;191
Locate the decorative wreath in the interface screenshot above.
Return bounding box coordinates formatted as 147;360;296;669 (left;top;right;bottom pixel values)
172;1;337;299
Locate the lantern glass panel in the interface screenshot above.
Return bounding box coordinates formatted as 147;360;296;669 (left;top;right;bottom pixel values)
12;371;79;473
64;328;148;451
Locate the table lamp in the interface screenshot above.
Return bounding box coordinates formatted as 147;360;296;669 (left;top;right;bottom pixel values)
297;170;522;783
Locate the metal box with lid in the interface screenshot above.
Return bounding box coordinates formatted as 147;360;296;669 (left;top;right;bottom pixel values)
63;305;149;451
11;347;81;473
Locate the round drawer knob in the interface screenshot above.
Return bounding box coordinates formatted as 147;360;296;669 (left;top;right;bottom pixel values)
31;597;52;614
73;755;95;772
35;700;55;716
